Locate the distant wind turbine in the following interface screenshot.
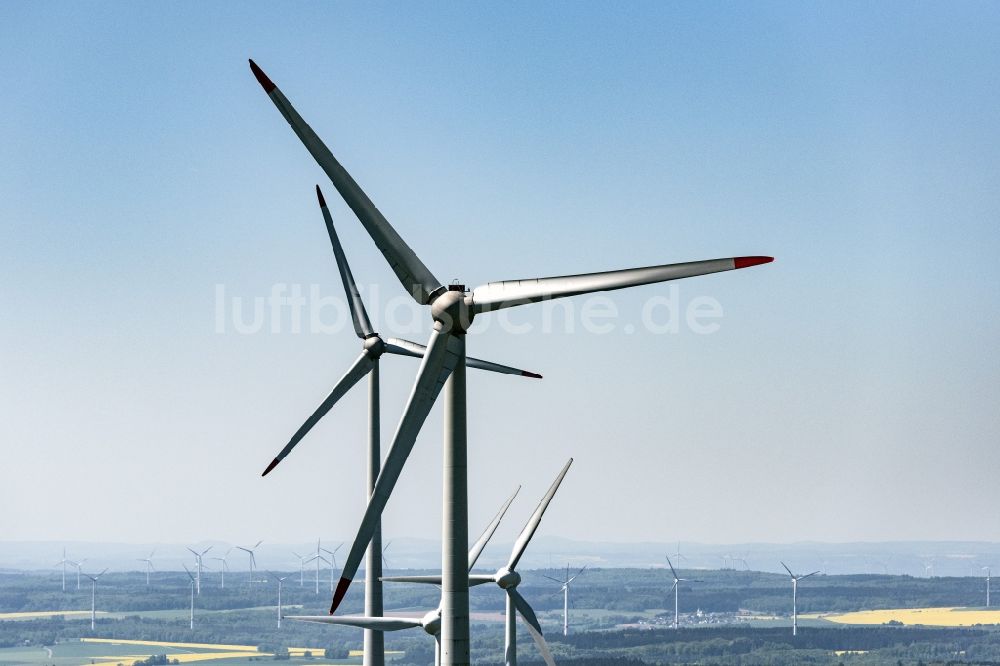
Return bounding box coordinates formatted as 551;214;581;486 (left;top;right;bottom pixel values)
54;548;71;592
306;539;331;595
136;550;156;586
781;562;819;637
237;541;263;589
984;567;992;607
267;571;291;628
70;558;87;591
543;563;587;637
321;542;344;592
292;551;308;587
209;549;232;589
187;546;212;595
182;565;196;629
83;569;108;631
664;556;691;630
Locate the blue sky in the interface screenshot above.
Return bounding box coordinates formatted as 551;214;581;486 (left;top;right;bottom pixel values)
1;1;998;546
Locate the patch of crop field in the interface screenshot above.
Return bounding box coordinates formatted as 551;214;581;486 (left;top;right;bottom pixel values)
0;611;100;621
819;607;1000;626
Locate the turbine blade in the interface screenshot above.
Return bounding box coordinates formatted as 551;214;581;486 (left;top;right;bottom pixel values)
541;575;563;584
386;338;542;379
288;615;423;631
317;185;374;338
248;60;443;305
780;561;794;578
330;328;462;613
567;565;588;583
469;487;521;570
263;352;375;476
510;589;556;666
665;556;679;580
471;256;773;314
801;571;820;580
507;459;573;571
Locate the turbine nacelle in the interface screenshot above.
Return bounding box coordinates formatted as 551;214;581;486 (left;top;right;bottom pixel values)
495;568;521;590
430;288;474;334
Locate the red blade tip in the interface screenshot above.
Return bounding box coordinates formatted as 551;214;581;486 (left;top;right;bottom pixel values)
733;256;774;269
248;59;276;93
521;371;543;379
316;185;327;209
261;458;281;477
329;576;352;614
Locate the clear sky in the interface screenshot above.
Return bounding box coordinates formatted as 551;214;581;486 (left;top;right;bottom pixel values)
2;1;999;548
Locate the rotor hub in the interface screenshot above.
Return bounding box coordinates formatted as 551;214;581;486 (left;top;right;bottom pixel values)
495;568;520;589
363;334;386;358
430;289;473;334
422;609;441;635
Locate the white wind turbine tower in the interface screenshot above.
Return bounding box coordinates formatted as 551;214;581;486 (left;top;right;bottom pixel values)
267;571;291;628
663;556;695;630
289;487;527;666
306;539;331;595
321;542;344;593
249;59;772;666
187;546;212;595
182;565;196;630
83;568;108;631
378;460;573;666
237;541;263;589
259;183;539;666
136;550;155;586
69;558;87;590
781;562;819;637
54;548;71;592
984;567;992;607
292;551;308;587
543;563;587;636
210;550;232;589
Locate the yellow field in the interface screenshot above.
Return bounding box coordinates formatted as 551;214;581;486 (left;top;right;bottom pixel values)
0;610;100;620
820;607;1000;626
82;638;381;661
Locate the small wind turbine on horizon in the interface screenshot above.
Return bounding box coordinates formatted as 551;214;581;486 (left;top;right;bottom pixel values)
322;542;344;593
237;541;263;589
267;571;291;629
83;568;108;631
182;565;196;630
664;556;697;630
54;548;71;592
209;549;232;589
984;567;992;607
69;557;87;590
781;562;819;637
187;546;212;595
136;550;155;586
543;562;587;637
292;551;308;587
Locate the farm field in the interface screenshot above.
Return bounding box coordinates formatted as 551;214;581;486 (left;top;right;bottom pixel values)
811;607;1000;626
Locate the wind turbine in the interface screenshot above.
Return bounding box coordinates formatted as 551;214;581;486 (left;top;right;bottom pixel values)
267;571;291;628
383;460;572;666
187;546;212;595
210;550;232;589
543;563;587;636
136;550;156;586
984;566;992;607
781;562;819;637
663;556;687;630
259;183;540;666
307;539;331;595
292;551;308;587
288;487;525;666
54;548;71;592
83;569;108;631
182;565;196;629
381;541;393;570
322;542;344;592
237;541;263;589
70;558;87;591
248;59;772;666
